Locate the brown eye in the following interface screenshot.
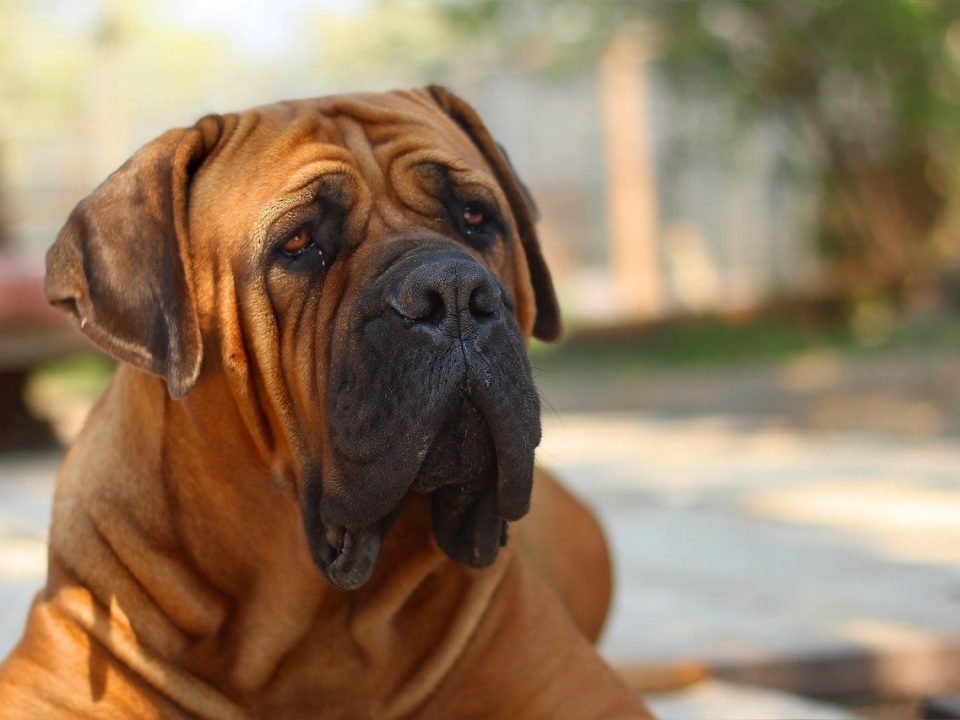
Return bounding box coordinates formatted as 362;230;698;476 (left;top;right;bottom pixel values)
463;205;485;228
281;226;313;257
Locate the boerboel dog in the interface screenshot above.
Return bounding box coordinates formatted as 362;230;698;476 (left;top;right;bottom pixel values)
0;87;652;718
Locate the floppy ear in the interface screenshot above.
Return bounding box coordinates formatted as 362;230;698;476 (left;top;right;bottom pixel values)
427;85;562;341
44;115;225;398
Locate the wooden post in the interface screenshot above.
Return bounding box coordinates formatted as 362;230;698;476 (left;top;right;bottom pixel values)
600;33;663;320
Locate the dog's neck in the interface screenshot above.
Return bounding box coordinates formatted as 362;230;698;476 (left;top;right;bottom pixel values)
47;365;507;712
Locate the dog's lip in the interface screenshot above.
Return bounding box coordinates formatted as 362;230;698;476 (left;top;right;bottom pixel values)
320;519;388;591
314;312;539;586
411;474;461;493
401;391;516;568
409;390;495;493
430;481;506;568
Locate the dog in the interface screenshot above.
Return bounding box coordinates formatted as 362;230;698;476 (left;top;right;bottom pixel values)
0;87;651;718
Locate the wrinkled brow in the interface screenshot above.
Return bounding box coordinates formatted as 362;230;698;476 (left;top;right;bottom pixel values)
251;163;358;253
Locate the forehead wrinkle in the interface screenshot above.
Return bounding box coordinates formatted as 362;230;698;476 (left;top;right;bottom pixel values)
209;111;262;167
250;160;355;254
385;149;456;220
323;94;434;128
335;116;383;187
390;153;512;232
267;141;355;180
271;113;325;155
334;115;409;231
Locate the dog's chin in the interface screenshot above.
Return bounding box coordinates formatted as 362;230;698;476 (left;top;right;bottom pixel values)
313;516;394;591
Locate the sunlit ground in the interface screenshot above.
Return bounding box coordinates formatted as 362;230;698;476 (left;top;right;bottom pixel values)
540;414;960;666
533;344;960;702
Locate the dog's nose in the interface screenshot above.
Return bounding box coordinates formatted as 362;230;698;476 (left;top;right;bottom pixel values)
389;256;501;340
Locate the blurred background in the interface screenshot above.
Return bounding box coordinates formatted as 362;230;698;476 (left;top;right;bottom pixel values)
1;1;959;718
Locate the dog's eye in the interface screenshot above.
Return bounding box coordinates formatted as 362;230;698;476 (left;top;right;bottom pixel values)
281;226;315;258
447;193;501;249
462;204;486;229
458;202;500;245
273;206;344;272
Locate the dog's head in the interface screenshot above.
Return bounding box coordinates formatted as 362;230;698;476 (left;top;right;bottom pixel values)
44;88;561;590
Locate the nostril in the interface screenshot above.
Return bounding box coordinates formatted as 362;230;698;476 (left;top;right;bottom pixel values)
469;285;500;319
390;287;448;326
423;290;446;325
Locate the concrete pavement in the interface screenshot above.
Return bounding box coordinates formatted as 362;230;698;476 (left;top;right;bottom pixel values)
1;406;958;716
540;412;960;700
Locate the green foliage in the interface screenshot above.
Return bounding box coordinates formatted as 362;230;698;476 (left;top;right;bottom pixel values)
529;312;960;373
29;354;116;400
647;1;960;298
